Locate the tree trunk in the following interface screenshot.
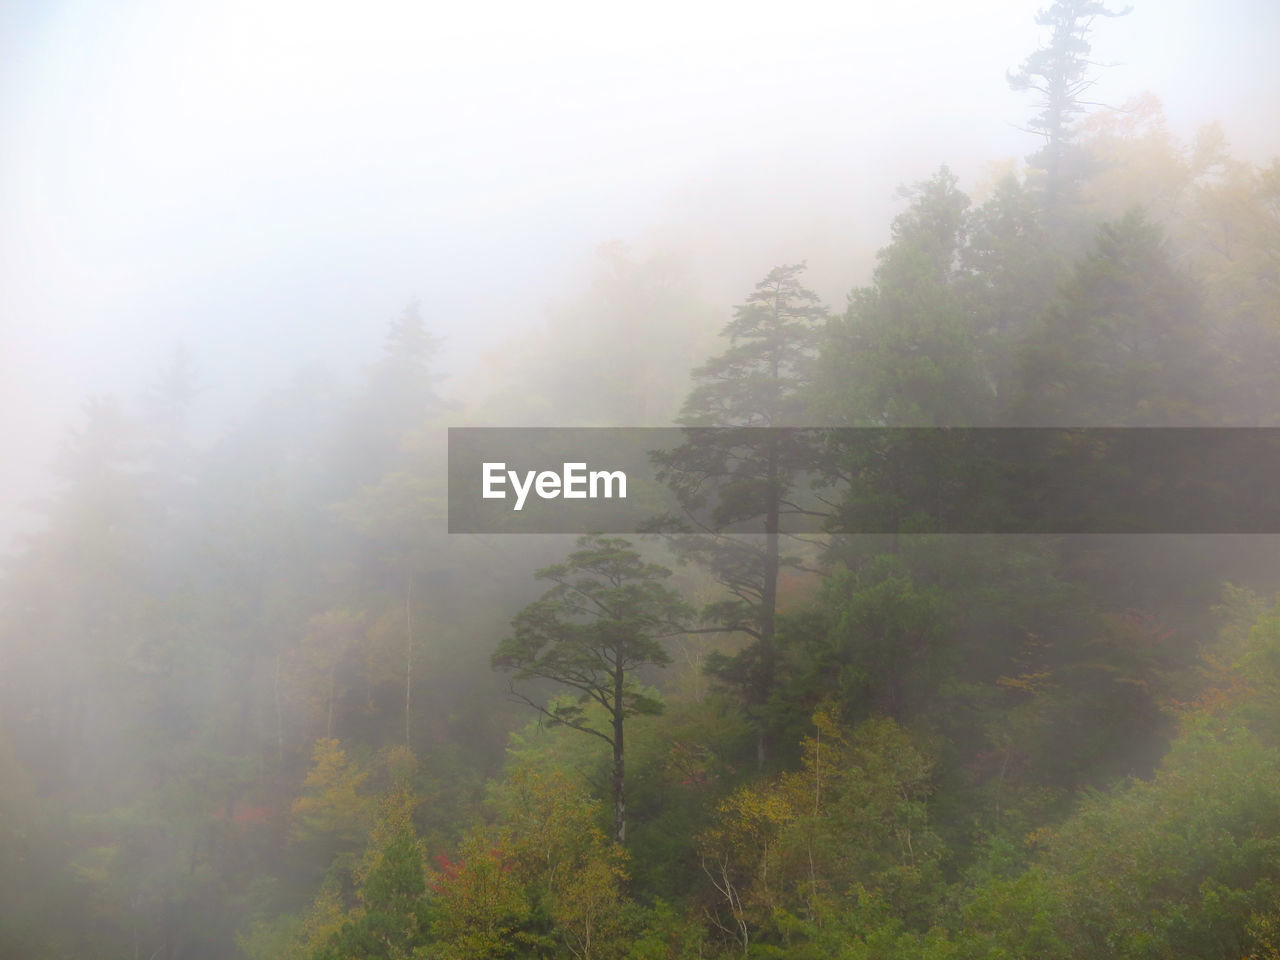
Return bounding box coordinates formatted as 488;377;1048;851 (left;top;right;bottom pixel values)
612;665;626;844
405;567;413;748
758;438;780;771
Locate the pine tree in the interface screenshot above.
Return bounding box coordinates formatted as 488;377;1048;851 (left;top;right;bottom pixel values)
650;263;828;769
492;535;691;843
815;169;991;428
1016;208;1224;426
332;298;443;493
1008;0;1131;218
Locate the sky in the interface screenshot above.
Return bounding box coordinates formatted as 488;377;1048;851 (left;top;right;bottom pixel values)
2;0;1278;544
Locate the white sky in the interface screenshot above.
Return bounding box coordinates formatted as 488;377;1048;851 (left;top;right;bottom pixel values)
1;0;1277;542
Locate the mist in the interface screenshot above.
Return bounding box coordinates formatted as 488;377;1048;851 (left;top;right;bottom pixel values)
4;0;1276;538
4;1;1280;957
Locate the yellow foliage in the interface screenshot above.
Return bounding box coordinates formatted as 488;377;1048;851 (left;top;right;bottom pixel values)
996;671;1052;693
1079;94;1194;223
483;764;633;958
551;851;631;960
698;707;941;948
429;833;530;960
291;738;372;845
300;879;347;954
494;766;606;898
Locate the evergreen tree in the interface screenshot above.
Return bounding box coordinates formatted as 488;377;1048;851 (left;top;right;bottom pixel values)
815;169;991;428
492;535;691;843
1008;0;1131;220
960;173;1064;410
1016;208;1225;426
332;298;443;492
650;263;827;769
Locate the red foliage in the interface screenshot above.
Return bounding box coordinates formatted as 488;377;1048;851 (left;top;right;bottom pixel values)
427;848;512;894
775;569;820;613
210;802;274;827
1121;608;1175;646
233;804;272;825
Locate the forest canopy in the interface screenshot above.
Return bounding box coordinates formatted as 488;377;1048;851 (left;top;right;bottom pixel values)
3;2;1280;959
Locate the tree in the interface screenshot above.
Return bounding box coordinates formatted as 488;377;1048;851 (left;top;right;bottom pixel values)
1015;208;1225;426
331;298;443;493
428;834;531;959
1188;157;1280;423
696;709;942;953
1;395;150;789
301;750;430;960
292;738;372;836
815;169;990;428
956;600;1280;960
492;535;691;843
960;172;1064;410
310;829;430;960
650;263;828;769
1008;0;1131;218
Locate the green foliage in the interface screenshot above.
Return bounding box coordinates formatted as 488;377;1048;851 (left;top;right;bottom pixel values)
493;535;687;732
952;599;1280;960
494;535;691;842
816;169;991;428
1008;0;1132;213
311;828;430;960
627;899;707;960
429;834;532;959
6;31;1280;958
675;263;827;431
797;557;950;720
697;708;943;953
650;263;828;769
1016;209;1224;426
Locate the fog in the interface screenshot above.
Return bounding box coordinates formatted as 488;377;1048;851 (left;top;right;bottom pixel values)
5;3;1280;957
3;0;1277;543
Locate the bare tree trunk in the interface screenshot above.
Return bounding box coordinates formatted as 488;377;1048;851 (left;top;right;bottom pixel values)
758;438;780;772
612;665;626;844
405;567;413;748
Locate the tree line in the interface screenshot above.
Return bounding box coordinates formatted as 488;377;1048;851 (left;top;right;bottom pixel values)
5;2;1280;957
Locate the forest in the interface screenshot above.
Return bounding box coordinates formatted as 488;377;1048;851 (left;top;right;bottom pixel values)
4;2;1280;958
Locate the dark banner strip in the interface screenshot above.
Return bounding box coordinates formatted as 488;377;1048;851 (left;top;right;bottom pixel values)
447;427;1280;534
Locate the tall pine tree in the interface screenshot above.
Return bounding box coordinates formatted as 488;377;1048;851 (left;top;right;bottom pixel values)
650;264;827;769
